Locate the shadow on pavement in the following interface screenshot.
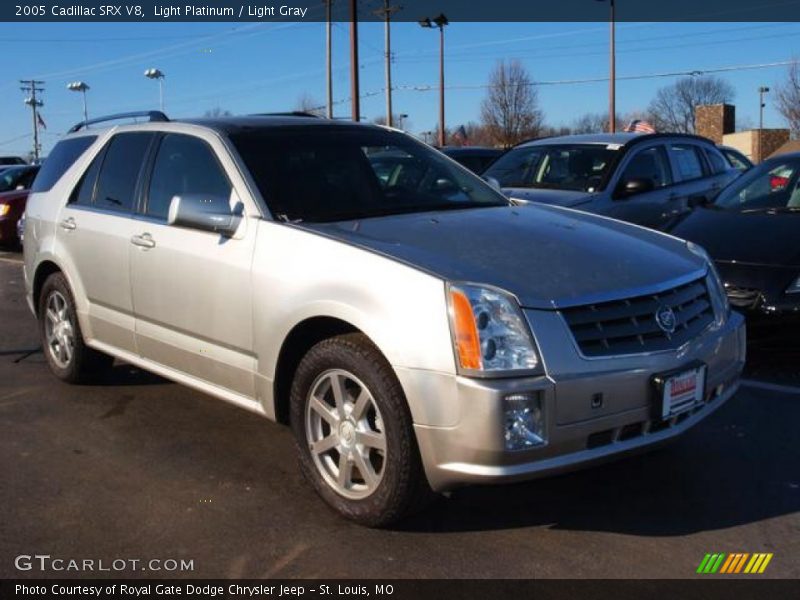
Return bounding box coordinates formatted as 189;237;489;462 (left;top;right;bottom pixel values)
397;383;798;536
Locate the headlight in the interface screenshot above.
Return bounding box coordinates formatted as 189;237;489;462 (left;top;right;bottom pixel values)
0;204;10;217
687;242;729;325
447;283;540;374
787;275;800;295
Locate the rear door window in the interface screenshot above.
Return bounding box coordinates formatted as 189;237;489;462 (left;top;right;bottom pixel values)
30;136;97;192
669;144;706;182
705;148;730;174
93;133;155;213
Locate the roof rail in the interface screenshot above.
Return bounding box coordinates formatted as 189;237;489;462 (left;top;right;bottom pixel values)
68;110;169;133
249;111;323;119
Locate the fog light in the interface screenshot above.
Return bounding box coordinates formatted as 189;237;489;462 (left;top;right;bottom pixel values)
504;393;545;451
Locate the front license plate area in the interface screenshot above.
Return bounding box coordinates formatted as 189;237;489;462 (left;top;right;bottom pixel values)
654;363;707;420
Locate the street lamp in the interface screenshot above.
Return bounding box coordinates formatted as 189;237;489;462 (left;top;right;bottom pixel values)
398;113;409;130
67;81;90;123
759;86;770;131
144;68;165;111
596;0;616;133
419;13;449;147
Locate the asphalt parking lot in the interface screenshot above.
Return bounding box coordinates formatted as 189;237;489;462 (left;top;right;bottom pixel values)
1;251;798;579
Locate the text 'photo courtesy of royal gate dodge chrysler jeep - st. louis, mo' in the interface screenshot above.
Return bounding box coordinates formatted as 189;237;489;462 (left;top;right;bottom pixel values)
23;111;745;527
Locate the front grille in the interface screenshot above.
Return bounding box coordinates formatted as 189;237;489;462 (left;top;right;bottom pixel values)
725;284;763;310
562;277;715;357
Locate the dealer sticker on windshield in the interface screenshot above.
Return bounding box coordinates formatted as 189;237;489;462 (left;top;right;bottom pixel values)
661;365;707;419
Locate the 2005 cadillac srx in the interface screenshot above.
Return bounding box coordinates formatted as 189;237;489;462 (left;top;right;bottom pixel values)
23;112;746;526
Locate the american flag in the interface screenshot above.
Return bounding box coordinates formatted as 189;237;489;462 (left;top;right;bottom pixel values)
37;113;47;130
451;125;469;146
625;119;655;134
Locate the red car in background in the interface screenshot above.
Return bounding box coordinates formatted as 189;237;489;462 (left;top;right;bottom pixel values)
0;165;39;247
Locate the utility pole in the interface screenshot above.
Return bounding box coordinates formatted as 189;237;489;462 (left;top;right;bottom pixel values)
324;0;333;119
20;79;44;162
349;0;360;122
374;1;401;127
595;0;616;132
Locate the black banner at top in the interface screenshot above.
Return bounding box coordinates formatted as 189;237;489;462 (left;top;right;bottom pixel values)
5;0;800;22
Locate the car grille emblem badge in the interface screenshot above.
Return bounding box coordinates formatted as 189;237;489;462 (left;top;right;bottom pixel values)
655;306;677;334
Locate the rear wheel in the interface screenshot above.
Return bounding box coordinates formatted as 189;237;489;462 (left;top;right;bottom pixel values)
290;333;434;527
38;272;113;383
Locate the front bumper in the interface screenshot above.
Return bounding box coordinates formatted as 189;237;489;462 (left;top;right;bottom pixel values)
408;310;746;492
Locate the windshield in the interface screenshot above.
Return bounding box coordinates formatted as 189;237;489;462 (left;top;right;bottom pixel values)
0;167;35;192
483;144;617;192
230;128;509;223
714;158;800;212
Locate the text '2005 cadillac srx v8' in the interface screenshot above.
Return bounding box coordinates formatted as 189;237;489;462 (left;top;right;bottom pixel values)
23;112;746;526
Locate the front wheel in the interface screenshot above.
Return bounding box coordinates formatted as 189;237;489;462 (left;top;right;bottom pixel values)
290;333;434;527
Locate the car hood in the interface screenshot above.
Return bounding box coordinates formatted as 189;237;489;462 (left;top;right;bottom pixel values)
300;205;704;309
669;207;800;268
502;187;593;207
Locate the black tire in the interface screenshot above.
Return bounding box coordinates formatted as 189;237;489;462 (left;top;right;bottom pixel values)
38;272;113;383
290;333;435;527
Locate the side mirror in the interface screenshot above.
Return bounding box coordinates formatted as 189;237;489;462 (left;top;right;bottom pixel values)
434;178;458;192
688;194;710;208
482;176;502;192
167;193;242;236
618;177;655;198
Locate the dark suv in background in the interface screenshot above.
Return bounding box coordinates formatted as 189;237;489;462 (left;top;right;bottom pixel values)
484;133;739;230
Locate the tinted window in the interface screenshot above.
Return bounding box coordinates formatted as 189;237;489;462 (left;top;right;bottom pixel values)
484;144;617;191
723;149;752;172
94;133;154;213
231;128;507;223
715;159;800;211
0;167;38;192
30;136;96;192
705;148;729;174
620;146;672;189
669;144;705;182
69;149;105;206
146;134;231;220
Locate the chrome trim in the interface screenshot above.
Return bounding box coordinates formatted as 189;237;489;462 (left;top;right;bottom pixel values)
558;274;720;362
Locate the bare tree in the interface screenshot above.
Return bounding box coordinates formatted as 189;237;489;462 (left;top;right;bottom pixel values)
204;107;232;118
480;60;544;147
647;75;735;134
295;93;326;117
775;60;800;138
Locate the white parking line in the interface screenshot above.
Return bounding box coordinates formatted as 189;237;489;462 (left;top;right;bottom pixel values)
741;379;800;396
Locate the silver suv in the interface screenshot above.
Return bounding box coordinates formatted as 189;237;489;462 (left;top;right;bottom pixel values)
24;112;746;526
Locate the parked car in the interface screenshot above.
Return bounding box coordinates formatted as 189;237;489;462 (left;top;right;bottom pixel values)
441;146;504;174
0;165;39;246
718;145;753;172
668;153;800;322
483;133;739;230
24;112;744;526
0;155;27;166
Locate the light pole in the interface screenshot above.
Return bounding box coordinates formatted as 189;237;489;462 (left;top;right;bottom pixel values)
144;68;165;112
324;0;333;119
397;113;408;130
419;13;448;147
596;0;616;133
374;0;401;127
67;81;90;123
759;86;770;131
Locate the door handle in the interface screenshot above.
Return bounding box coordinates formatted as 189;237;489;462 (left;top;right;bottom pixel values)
59;217;76;231
131;233;156;249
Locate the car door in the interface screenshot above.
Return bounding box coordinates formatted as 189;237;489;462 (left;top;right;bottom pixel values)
129;131;257;399
606;143;675;228
56;132;155;353
663;142;721;221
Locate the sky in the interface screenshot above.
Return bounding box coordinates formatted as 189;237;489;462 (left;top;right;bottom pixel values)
1;19;799;156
